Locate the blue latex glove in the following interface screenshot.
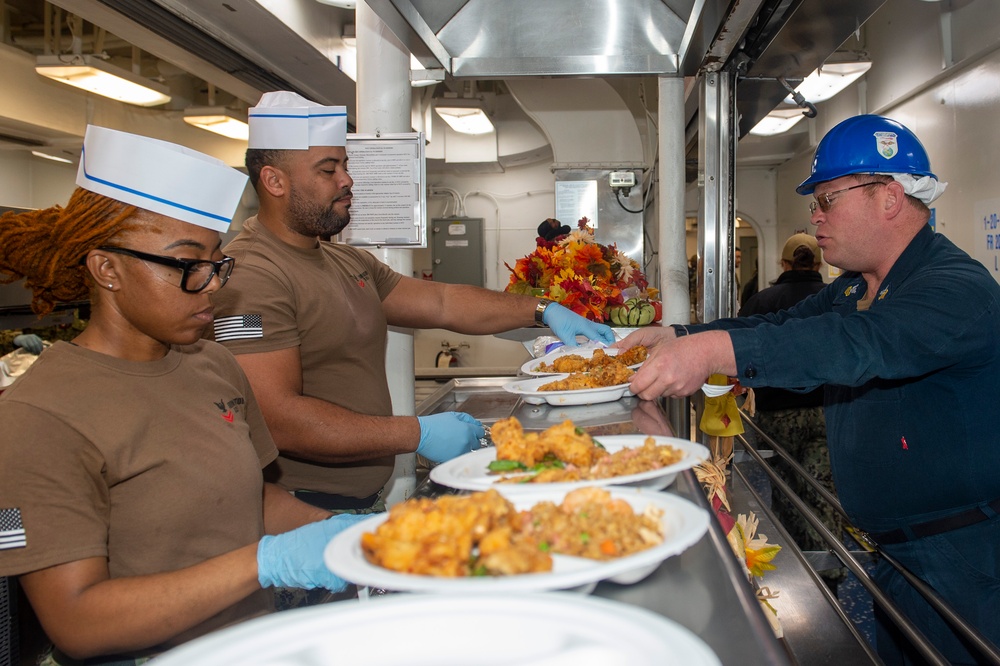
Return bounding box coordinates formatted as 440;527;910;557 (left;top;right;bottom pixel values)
13;334;43;354
257;513;370;591
542;302;615;347
416;412;485;463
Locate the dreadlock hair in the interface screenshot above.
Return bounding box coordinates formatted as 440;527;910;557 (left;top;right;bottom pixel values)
0;188;138;316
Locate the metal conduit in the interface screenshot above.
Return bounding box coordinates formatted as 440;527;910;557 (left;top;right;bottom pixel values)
738;412;1000;665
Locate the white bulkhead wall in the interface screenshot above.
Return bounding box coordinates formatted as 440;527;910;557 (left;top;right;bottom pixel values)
771;0;1000;285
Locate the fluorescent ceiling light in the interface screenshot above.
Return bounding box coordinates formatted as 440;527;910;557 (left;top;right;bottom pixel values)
31;150;74;164
435;105;494;135
749;108;807;136
183;107;249;141
784;62;872;105
35;55;171;107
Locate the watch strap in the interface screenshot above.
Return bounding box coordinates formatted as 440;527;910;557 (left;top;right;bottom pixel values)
534;298;555;325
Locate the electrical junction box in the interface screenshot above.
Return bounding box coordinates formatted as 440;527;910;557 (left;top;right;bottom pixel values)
609;171;637;189
430;217;485;287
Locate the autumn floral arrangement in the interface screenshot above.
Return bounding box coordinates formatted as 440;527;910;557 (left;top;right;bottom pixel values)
503;217;662;324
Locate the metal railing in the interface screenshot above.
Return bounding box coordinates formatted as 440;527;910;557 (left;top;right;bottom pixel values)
737;410;1000;666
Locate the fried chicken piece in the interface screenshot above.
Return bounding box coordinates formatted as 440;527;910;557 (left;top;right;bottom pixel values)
589;362;634;387
492;417;546;466
616;345;648;366
545;420;605;468
549;355;590;373
361;489;521;577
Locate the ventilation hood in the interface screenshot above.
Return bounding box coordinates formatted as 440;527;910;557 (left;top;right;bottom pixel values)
30;0;886;163
366;0;885;139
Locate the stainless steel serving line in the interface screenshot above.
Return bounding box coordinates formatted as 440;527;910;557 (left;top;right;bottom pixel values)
415;378;876;665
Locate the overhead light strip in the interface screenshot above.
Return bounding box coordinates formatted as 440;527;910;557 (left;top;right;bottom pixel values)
183;107;249;141
35;54;171;107
435;105;494;135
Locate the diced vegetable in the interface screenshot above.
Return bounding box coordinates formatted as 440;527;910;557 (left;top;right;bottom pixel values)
488;459;527;472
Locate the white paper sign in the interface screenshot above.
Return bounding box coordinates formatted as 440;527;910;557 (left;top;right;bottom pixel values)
341;133;426;247
973;197;1000;282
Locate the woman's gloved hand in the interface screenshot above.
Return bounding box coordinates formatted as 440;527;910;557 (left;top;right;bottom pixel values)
257;514;370;591
13;334;44;354
542;303;615;346
416;412;485;463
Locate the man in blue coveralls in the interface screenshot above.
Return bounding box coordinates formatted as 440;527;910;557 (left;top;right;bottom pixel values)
621;115;1000;665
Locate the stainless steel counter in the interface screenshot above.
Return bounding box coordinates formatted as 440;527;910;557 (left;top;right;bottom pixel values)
415;377;877;665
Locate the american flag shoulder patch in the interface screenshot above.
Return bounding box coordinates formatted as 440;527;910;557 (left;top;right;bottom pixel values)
0;508;26;550
214;314;264;342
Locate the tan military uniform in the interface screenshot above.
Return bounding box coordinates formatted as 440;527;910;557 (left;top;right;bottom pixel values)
210;217;402;498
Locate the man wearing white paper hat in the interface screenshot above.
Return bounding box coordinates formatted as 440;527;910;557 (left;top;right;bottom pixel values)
0;125;367;662
618;115;1000;664
211;91;613;515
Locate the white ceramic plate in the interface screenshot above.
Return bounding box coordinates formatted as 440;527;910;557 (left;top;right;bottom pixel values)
324;486;709;594
504;374;633;406
153;593;721;666
430;434;709;494
521;344;643;376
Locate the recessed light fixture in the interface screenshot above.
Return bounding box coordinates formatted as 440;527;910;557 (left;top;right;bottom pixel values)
749;108;807;136
783;62;872;105
30;150;74;164
183;107;249;141
35;54;171;107
435;101;494;135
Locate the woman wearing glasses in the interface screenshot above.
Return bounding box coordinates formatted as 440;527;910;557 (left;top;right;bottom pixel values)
0;126;363;665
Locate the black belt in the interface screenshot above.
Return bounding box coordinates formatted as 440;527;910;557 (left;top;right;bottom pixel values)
869;498;1000;545
293;490;381;511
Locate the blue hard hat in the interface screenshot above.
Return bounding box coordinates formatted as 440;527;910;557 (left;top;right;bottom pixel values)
796;115;937;195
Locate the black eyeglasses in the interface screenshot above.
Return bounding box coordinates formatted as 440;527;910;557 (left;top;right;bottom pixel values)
99;246;235;293
809;182;887;214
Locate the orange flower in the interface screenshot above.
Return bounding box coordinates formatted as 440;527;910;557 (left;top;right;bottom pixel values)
504;217;651;322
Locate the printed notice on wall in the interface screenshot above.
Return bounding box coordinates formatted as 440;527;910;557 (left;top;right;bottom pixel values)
341;133;426;247
555;181;599;229
973;198;1000;282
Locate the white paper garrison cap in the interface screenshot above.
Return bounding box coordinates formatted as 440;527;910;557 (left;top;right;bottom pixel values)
248;91;347;149
75;125;248;233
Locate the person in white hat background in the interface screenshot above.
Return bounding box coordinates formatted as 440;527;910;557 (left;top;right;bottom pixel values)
0;126;367;665
210;92;613;521
618;115;1000;663
737;232;845;596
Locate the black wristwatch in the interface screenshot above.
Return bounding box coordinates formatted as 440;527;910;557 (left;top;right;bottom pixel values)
534;298;555;326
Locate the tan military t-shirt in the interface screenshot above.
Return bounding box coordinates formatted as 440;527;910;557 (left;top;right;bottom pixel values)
0;340;277;651
210;217;402;497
